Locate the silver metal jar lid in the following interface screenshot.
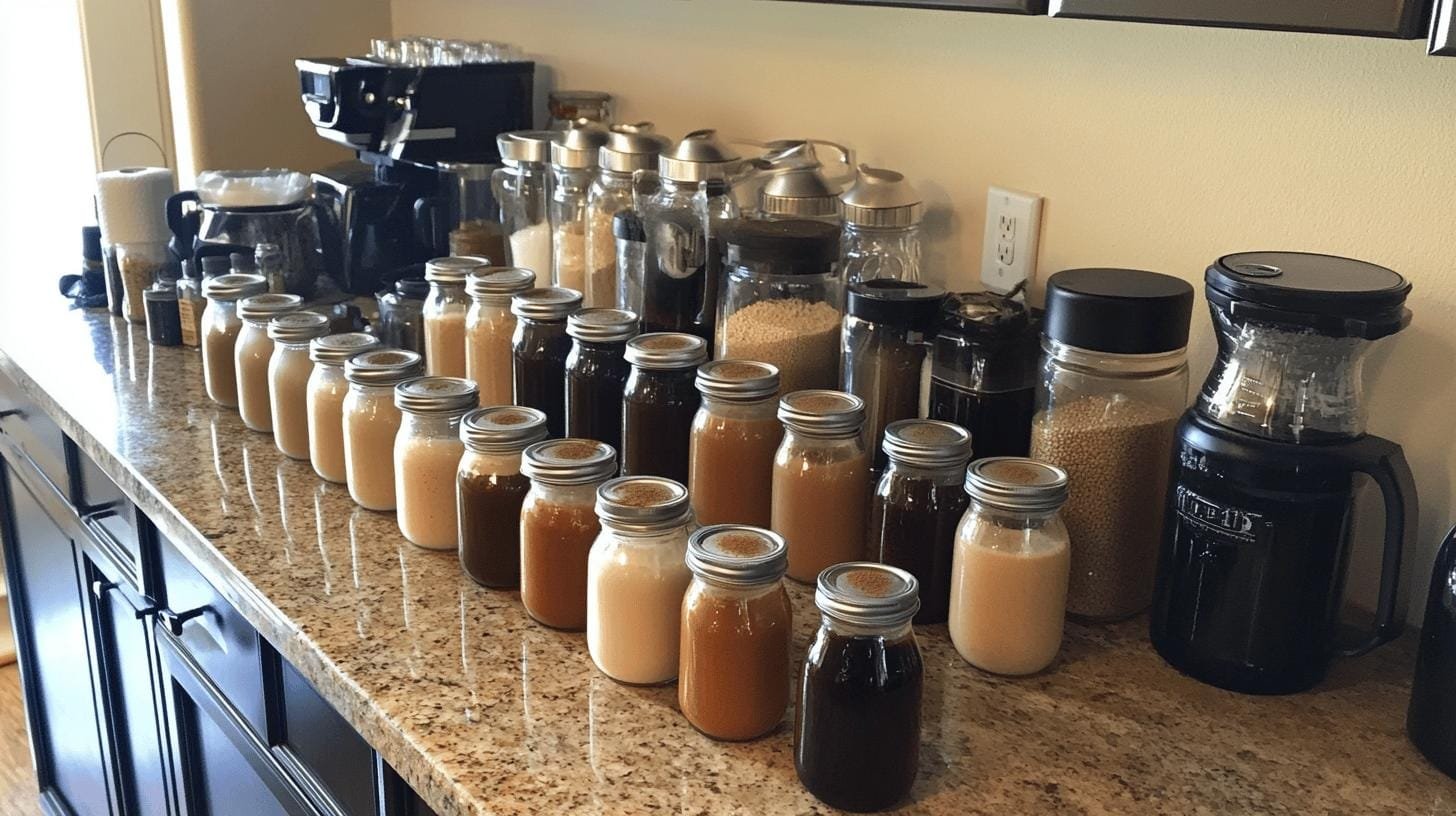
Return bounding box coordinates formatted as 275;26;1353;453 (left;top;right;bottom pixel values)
599;123;671;175
695;360;780;402
882;419;972;470
659;129;741;183
521;439;617;485
594;476;692;532
625;332;708;370
964;457;1070;514
840;165;923;228
460;406;549;454
425;256;486;284
466;267;536;301
266;311;331;344
393;376;479;415
202;273;267;302
761;168;842;218
778;390;866;437
344;348;424;386
511;287;583;321
815;562;920;627
237;293;302;324
686;525;788;587
310;332;382;365
550;121;610;170
497;130;556;165
567;308;639;344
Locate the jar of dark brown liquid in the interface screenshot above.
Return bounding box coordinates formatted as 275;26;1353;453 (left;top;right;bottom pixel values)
688;360;783;527
869;419;972;624
565;307;638;450
796;562;923;812
511;287;583;437
680;525;792;741
519;438;617;630
458;406;549;587
621;332;708;482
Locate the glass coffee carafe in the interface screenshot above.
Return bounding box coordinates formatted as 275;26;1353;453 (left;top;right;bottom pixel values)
1151;251;1417;695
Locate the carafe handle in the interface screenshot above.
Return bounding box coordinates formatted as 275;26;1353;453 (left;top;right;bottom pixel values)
1337;435;1418;657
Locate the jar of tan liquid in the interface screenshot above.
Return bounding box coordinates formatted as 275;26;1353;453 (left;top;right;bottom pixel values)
771;390;871;583
586;476;695;685
200;273;267;407
688;360;783;527
465;266;536;406
680;525;792;741
266;312;332;459
234;293;302;432
394;377;480;550
423;256;485;377
519;439;616;630
308;332;382;483
342;348;424;511
949;457;1071;676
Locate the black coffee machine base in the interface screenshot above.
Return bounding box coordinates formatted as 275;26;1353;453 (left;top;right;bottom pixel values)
1151;634;1329;695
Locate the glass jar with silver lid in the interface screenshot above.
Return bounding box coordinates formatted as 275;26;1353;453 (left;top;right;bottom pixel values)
393;377;480;551
565;308;639;450
465;266;536;406
838;165;924;285
621;333;709;482
342;349;425;511
549;122;610;295
492;130;555;277
512;286;584;437
772;390;871;583
584;124;670;308
587;476;696;685
200;272;268;407
754;140;851;224
423;256;486;377
307;333;383;483
234;293;303;432
689;361;783;528
458;406;549;588
519;439;618;631
266;311;332;459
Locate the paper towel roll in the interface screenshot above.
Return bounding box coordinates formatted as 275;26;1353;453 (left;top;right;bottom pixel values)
96;166;176;245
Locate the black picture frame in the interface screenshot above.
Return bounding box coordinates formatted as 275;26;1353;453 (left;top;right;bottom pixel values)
775;0;1048;16
1431;0;1456;54
1047;0;1434;38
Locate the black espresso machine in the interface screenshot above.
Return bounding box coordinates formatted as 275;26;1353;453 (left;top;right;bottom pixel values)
296;53;534;294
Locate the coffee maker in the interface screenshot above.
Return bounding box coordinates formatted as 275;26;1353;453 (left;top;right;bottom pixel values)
296;50;533;294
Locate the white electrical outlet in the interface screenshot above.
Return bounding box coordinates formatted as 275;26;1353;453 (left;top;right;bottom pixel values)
980;186;1043;294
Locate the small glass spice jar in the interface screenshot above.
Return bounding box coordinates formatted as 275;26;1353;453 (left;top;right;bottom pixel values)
465;266;535;407
949;457;1071;676
565;308;638;450
375;278;428;354
308;332;383;483
622;332;708;483
869;419;972;624
394;377;480;550
342;348;424;511
424;256;485;377
586;476;696;685
772;390;871;583
458;406;549;588
200;273;267;407
549;122;609;295
267;312;332;459
519;439;617;630
796;562;923;812
688;360;783;528
177;261;206;348
234;293;303;432
512;286;583;437
143;284;183;347
680;525;793;741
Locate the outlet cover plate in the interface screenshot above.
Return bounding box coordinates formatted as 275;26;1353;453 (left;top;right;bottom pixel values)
980;186;1043;294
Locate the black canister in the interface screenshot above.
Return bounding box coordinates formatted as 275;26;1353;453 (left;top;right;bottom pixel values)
927;292;1039;462
1410;525;1456;779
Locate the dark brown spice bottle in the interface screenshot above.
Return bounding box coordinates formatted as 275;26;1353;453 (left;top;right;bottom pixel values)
621;332;707;483
564;308;638;450
457;406;549;587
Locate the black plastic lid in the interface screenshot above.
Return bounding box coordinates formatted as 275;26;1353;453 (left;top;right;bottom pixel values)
938;291;1031;342
82;226;102;261
1043;268;1194;354
613;210;645;242
394;277;429;299
722;219;841;275
846;280;946;330
1205;251;1411;339
200;255;232;277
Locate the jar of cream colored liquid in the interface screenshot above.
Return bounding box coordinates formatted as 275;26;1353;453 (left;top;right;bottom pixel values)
770;390;871;583
234;293;301;432
266;312;332;459
519;439;617;631
423;256;483;378
308;332;382;483
342;348;424;511
465;266;535;406
394;377;480;550
200;273;267;407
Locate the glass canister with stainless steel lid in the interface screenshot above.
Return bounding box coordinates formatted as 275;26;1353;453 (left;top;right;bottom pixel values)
621;332;709;483
234;293;303;433
512;286;585;438
492;130;556;278
309;332;384;484
520;439;619;630
585;124;670;308
438;161;507;262
754;140;852;225
838;166;924;285
565;308;639;450
267;312;332;460
689;360;783;528
550;122;611;295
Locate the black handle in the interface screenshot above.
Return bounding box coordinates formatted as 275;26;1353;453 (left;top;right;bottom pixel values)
1337;435;1417;657
90;580;117;600
158;606;208;638
165;191;201;255
412;195;439;253
0;408;19;420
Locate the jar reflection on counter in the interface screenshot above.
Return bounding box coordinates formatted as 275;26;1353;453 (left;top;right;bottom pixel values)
565;308;638;450
201;273;268;407
465;266;535;407
587;476;695;685
622;332;708;483
308;333;383;483
394;377;480;550
266;312;332;459
234;293;303;432
423;256;484;377
458;406;548;588
519;439;617;630
927;291;1040;462
688;360;782;528
772;390;871;583
342;349;424;511
512;287;583;437
375;278;428;355
680;525;792;741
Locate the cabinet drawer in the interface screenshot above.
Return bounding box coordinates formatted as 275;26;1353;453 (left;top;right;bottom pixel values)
69;439;147;594
274;656;377;816
0;367;70;499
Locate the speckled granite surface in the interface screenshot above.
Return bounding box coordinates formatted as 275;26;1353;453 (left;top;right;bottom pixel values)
0;299;1452;815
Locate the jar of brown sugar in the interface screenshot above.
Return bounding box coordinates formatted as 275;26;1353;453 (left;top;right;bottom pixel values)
309;332;383;483
458;406;549;588
622;332;708;483
234;293;302;432
343;348;424;511
519;438;617;630
465;266;535;406
267;311;332;460
394;377;480;550
688;360;783;527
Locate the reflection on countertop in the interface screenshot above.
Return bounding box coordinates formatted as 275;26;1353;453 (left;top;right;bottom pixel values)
0;298;1452;815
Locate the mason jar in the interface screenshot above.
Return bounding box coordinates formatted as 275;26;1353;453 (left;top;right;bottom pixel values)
423;256;484;377
394;377;480;550
492;130;555;277
584;125;668;308
457;406;548;588
549;122;609;295
233;293;302;431
565;308;638;450
519;439;618;630
200;273;267;407
622;332;708;483
837;166;924;285
511;287;584;438
375;278;428;354
308;332;383;484
688;360;782;528
465;266;535;407
266;312;332;460
771;390;870;583
342;348;424;511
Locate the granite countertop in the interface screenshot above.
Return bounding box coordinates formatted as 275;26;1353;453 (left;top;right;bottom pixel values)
0;294;1452;815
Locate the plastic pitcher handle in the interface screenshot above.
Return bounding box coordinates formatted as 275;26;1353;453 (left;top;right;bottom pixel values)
165;190;201;245
412;196;438;253
1337;435;1418;657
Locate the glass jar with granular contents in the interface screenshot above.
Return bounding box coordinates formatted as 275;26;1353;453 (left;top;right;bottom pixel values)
458;406;548;588
549;122;609;295
680;525;792;741
584;125;669;308
201;273;267;407
512;287;583;437
493;130;554;277
394;377;480;550
519;439;617;630
266;312;332;459
234;293;303;432
424;256;485;377
587;476;696;685
622;333;708;483
565;308;638;450
308;332;383;483
465;266;535;407
869;419;972;624
342;348;424;511
772;390;871;583
689;360;782;528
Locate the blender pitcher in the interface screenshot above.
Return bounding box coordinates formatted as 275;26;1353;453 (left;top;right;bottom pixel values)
1151;251;1416;695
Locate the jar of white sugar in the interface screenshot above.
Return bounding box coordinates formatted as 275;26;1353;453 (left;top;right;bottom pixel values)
492;130;555;279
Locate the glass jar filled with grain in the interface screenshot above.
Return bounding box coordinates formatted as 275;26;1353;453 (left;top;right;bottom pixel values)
465;266;535;406
395;377;480;550
423;256;485;377
689;360;783;528
771;390;871;583
1030;268;1193;621
519;439;618;630
549;122;610;295
342;348;424;511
